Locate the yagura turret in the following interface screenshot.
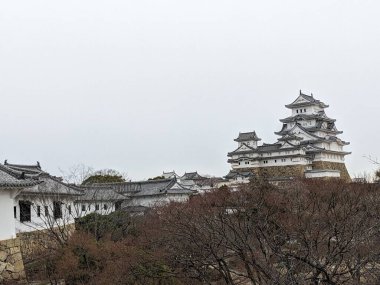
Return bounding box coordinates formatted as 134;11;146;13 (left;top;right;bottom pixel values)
227;91;351;181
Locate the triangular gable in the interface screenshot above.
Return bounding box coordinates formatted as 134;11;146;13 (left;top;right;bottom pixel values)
280;141;297;149
170;181;186;190
290;94;312;105
230;143;255;153
286;125;322;141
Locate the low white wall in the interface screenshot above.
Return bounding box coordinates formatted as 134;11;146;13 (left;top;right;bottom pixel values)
14;196;77;233
128;194;190;208
305;171;340;178
0;191;17;240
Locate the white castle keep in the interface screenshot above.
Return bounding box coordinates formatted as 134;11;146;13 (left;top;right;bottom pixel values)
227;91;351;180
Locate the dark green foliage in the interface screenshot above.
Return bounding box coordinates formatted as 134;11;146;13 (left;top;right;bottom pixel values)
81;169;126;185
81;174;125;185
76;211;135;241
148;176;165;180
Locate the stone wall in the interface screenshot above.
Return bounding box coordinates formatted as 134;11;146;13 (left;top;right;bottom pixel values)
0;238;27;284
312;161;351;182
240;165;306;179
18;224;75;260
237;162;351;181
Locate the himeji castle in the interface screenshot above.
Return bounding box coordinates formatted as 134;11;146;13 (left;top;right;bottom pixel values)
227;91;351;181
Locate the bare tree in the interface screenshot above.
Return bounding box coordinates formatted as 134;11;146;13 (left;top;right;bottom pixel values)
59;164;94;185
154;179;380;285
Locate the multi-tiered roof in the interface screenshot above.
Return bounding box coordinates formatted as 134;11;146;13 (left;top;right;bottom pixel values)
227;91;351;178
275;91;350;150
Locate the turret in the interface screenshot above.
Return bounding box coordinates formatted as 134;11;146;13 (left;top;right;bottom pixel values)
234;131;261;148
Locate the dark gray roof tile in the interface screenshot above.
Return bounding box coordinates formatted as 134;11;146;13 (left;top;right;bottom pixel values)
234;131;261;142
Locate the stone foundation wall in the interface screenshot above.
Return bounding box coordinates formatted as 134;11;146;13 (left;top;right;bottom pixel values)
0;238;27;284
18;224;75;264
312;161;351;181
240;165;306;179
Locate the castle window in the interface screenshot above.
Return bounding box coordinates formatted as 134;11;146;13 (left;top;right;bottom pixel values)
104;204;108;210
68;205;72;215
45;206;49;216
296;110;299;113
14;206;17;219
81;204;86;212
37;206;41;217
19;201;31;222
53;201;62;220
275;160;277;163
304;109;306;112
95;204;100;211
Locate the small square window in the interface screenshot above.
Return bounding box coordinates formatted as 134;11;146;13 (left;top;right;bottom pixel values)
103;204;108;210
81;205;86;212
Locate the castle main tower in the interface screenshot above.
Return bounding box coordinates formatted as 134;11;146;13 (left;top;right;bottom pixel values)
227;91;351;180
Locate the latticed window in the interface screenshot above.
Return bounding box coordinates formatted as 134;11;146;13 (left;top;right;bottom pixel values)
53;201;62;219
19;201;31;222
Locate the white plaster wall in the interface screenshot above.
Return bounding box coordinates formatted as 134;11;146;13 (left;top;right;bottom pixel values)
313;153;345;163
75;201;116;218
292;107;309;116
305;171;340;178
0;190;18;240
15;196;119;233
238;141;257;148
14;196;77;233
129;194;190;208
232;157;310;169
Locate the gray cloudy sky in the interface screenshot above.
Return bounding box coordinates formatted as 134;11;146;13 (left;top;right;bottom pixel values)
1;0;379;180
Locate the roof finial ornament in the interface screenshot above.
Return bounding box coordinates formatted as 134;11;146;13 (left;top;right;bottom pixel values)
300;89;302;95
4;159;7;165
311;92;313;97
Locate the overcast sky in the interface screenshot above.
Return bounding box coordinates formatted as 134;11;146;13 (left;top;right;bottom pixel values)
1;0;379;180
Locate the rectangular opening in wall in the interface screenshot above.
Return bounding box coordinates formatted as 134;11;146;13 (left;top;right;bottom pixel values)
53;201;62;219
95;204;99;211
81;205;86;212
67;205;72;215
115;201;122;211
14;206;17;219
45;206;49;216
19;200;32;222
37;206;41;217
